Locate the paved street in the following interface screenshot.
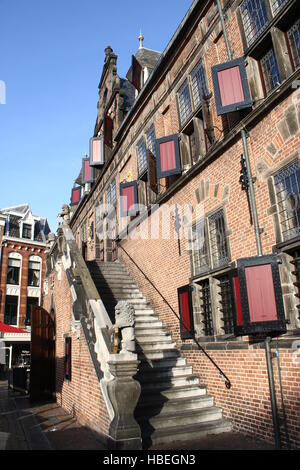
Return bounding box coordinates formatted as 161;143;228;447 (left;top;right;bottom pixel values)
0;379;275;451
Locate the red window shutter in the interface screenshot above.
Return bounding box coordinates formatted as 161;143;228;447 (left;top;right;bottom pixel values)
71;187;81;205
82;157;94;184
245;265;278;323
90;137;104;166
233;275;243;327
156;135;181;179
104;115;113;148
178;285;194;340
217;66;245;107
132;55;142;92
120;182;138;216
212;57;252;115
65;337;71;381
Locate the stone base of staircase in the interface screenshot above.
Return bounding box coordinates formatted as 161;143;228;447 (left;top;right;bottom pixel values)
87;260;232;449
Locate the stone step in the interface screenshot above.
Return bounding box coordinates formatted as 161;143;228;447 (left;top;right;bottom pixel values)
137;341;177;352
142;419;232;446
138;356;187;370
97;291;144;299
140;383;207;400
140;373;200;391
92;279;138;288
136;335;172;344
137;365;193;381
140;406;223;431
136;393;214;416
135;328;167;337
138;349;180;361
134;309;155;315
135;320;163;328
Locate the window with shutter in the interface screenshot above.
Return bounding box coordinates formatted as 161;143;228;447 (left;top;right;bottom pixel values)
156;134;181;179
240;0;269;47
260;48;281;94
82;157;94;184
287;18;300;70
212;57;252;115
233;255;286;336
137;138;147;175
177;79;193;125
71;187;81;205
120;181;138;217
178;285;195;340
190;60;209;109
270;0;288;17
90;136;104;167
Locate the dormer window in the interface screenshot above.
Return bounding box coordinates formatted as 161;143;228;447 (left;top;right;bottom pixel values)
22;223;32;240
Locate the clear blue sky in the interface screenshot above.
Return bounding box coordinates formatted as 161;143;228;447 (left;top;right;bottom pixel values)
0;0;193;232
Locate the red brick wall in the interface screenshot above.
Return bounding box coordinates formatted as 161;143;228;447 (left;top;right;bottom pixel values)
43;266;111;437
0;241;46;328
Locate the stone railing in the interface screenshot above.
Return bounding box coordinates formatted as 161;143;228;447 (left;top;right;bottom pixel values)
45;208;142;450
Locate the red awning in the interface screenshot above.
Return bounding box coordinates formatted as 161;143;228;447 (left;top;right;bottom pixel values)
0;322;27;333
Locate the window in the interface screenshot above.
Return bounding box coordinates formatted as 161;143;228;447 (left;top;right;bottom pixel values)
22;223;32;240
4;296;18;325
271;0;289;17
287;18;300;70
146;125;156;157
106;186;111;207
6;256;21;285
190;60;209;108
218;274;235;334
25;297;39;326
177;79;193;125
240;0;269;47
190;209;230;277
260;48;281;94
28;260;41;287
208;209;230;269
137;138;147;175
190;221;210;276
274;160;300;241
199;280;214;336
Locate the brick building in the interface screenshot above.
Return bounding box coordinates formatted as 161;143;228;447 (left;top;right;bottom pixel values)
0;204;50;365
44;0;300;449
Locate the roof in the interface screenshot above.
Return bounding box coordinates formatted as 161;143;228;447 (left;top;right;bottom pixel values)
135;47;162;70
0;322;27;333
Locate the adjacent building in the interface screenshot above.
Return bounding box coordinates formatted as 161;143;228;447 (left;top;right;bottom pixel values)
44;0;300;449
0;204;50;366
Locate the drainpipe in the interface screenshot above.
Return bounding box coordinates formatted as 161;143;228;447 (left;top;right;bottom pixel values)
216;0;232;61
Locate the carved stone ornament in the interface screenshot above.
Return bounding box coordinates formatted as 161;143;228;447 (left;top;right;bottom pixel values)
114;301;135;355
57;204;71;227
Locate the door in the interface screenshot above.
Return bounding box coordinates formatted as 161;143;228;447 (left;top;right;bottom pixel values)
30;306;55;401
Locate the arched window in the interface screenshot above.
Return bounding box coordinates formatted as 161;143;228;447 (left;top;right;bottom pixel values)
6;252;21;285
28;256;41;287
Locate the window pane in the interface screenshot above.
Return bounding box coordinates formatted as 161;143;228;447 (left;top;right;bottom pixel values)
4;296;18;325
137;138;147;175
288;18;300;70
191;60;208;109
22;224;32;239
178;80;193;125
28;267;40;287
270;0;288;17
146;125;156;156
274;160;300;241
111;180;116;206
241;0;269;47
190;221;210;276
7;261;20;285
260;49;281;94
209;209;229;269
200;280;214;336
218;275;235;334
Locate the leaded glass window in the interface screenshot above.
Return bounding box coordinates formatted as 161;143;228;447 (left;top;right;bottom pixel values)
200;280;214;336
190;221;210;276
178;79;193;125
270;0;288;17
260;49;281;94
240;0;269;47
274;160;300;241
208;209;229;269
191;60;208;109
288;18;300;70
137;138;147;175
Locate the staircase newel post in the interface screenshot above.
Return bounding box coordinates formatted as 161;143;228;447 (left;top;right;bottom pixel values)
107;301;142;450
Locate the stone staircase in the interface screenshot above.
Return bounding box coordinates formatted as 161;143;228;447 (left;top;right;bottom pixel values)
87;260;232;448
